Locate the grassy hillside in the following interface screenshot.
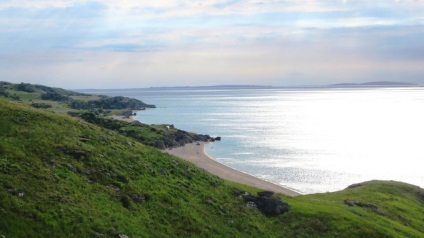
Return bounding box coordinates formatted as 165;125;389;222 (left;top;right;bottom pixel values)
1;100;424;237
0;81;211;149
0;81;154;116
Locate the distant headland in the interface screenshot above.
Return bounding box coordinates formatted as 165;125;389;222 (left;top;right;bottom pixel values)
75;81;420;92
328;81;418;88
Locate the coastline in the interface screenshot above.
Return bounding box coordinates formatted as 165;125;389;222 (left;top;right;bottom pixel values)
165;142;300;197
108;114;135;123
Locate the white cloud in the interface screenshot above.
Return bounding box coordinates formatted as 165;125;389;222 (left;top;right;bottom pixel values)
1;0;424;87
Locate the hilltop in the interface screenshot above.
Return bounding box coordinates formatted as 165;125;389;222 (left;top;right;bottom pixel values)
0;81;155;116
1;97;424;237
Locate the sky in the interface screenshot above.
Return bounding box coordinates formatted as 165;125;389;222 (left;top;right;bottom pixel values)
1;0;424;89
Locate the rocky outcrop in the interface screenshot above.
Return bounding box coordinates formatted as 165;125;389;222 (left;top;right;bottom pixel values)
242;191;289;216
344;200;379;211
155;140;166;150
193;134;212;142
57;147;90;160
160;131;216;149
78;137;90;142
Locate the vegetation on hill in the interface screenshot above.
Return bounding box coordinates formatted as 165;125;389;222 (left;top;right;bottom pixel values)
0;81;205;149
1;99;424;237
0;81;155;116
69;96;152;110
80;112;212;149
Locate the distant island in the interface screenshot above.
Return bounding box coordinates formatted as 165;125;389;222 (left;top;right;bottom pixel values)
76;81;420;92
329;81;418;87
76;85;274;93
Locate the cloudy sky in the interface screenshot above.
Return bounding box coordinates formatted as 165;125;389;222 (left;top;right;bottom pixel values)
1;0;424;89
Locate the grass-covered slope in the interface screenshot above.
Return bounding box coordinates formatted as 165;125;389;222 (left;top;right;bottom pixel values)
0;81;154;116
288;181;424;237
1;100;424;237
80;112;212;149
0;81;209;149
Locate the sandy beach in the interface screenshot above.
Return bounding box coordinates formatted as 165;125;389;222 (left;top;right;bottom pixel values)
165;142;300;197
108;115;135;123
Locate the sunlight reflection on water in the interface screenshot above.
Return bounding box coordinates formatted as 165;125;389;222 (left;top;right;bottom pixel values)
132;87;424;194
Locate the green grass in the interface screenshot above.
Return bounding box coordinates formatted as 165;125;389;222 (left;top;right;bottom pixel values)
1;99;424;237
1;81;213;149
0;81;152;117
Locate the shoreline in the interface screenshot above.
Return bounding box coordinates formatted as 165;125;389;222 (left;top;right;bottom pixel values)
165;142;300;197
108;114;135;123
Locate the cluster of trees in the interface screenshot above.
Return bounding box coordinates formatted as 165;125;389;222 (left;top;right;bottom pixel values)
14;83;36;93
0;84;8;97
11;83;85;102
0;83;20;100
41;92;69;101
31;103;52;109
3;82;155;111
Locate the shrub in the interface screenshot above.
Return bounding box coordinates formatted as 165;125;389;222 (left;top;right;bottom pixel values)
41;92;69;101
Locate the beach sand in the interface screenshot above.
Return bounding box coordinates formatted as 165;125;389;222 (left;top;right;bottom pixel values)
165;142;300;197
108;115;135;123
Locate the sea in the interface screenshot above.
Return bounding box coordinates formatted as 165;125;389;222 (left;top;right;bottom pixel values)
81;87;424;194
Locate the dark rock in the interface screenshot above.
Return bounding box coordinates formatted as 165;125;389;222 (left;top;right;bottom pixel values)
357;203;379;210
131;193;150;203
256;196;289;216
106;184;120;191
78;137;90;142
155;140;166;149
242;191;289;216
214;136;221;141
159;169;168;177
120;196;131;208
257;191;274;197
66;163;76;172
170;141;179;148
246;201;257;208
344;200;379;210
79;170;91;176
242;194;258;203
176;135;193;146
193;134;212;142
57;147;89;160
344;200;356;207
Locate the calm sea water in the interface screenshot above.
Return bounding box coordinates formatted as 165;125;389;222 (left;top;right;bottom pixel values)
85;87;424;194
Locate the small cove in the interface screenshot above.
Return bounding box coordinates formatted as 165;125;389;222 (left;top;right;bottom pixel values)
93;87;424;194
